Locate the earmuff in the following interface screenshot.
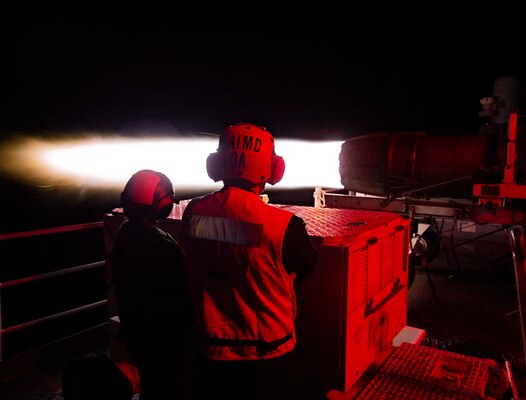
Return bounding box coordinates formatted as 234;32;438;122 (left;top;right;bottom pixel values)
206;152;285;185
206;152;222;182
154;173;175;219
268;154;285;185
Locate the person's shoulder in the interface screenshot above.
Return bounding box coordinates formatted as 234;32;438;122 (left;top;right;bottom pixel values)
265;203;297;218
289;213;306;224
182;192;216;213
192;189;223;203
153;226;178;243
154;228;185;257
286;214;308;230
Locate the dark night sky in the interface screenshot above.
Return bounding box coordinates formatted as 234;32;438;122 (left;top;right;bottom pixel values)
1;7;526;232
4;8;525;140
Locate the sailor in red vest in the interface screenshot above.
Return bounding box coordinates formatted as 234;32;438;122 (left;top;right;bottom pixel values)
181;123;318;400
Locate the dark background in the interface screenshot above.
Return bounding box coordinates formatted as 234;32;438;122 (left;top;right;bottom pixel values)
4;7;525;138
2;7;526;231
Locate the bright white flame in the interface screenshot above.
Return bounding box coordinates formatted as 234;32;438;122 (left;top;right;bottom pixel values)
39;136;220;189
277;139;342;187
1;134;344;191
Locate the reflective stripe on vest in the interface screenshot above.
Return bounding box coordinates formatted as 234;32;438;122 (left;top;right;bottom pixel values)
205;332;293;352
186;214;263;246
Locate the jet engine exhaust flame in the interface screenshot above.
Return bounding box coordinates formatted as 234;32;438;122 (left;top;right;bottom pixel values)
1;133;344;192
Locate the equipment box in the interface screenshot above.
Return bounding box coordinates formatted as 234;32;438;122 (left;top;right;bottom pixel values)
103;204;410;396
272;206;411;396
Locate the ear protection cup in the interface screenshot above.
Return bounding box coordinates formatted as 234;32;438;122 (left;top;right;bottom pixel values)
268;154;285;185
154;173;175;219
206;152;223;182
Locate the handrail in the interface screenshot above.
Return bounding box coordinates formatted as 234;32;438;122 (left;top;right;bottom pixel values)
2;299;107;335
0;261;104;289
0;222;106;362
0;221;104;241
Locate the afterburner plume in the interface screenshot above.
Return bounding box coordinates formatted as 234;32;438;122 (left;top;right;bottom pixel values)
1;134;344;191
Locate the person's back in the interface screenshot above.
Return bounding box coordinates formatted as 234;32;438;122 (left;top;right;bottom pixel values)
111;169;192;399
181;123;318;399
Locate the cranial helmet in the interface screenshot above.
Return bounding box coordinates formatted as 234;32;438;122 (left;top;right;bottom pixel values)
121;170;175;220
206;123;285;185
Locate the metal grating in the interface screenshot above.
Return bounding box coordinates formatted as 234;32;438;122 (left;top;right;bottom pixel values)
354;342;489;399
271;205;406;240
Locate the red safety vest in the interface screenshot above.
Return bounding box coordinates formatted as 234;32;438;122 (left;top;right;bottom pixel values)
182;186;295;360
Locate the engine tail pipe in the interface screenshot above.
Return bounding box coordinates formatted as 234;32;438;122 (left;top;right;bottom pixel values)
339;131;509;198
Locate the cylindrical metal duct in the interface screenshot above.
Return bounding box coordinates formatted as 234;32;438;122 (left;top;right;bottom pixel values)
339;131;507;198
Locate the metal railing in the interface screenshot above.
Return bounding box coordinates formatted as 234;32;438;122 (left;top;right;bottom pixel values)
0;222;106;362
